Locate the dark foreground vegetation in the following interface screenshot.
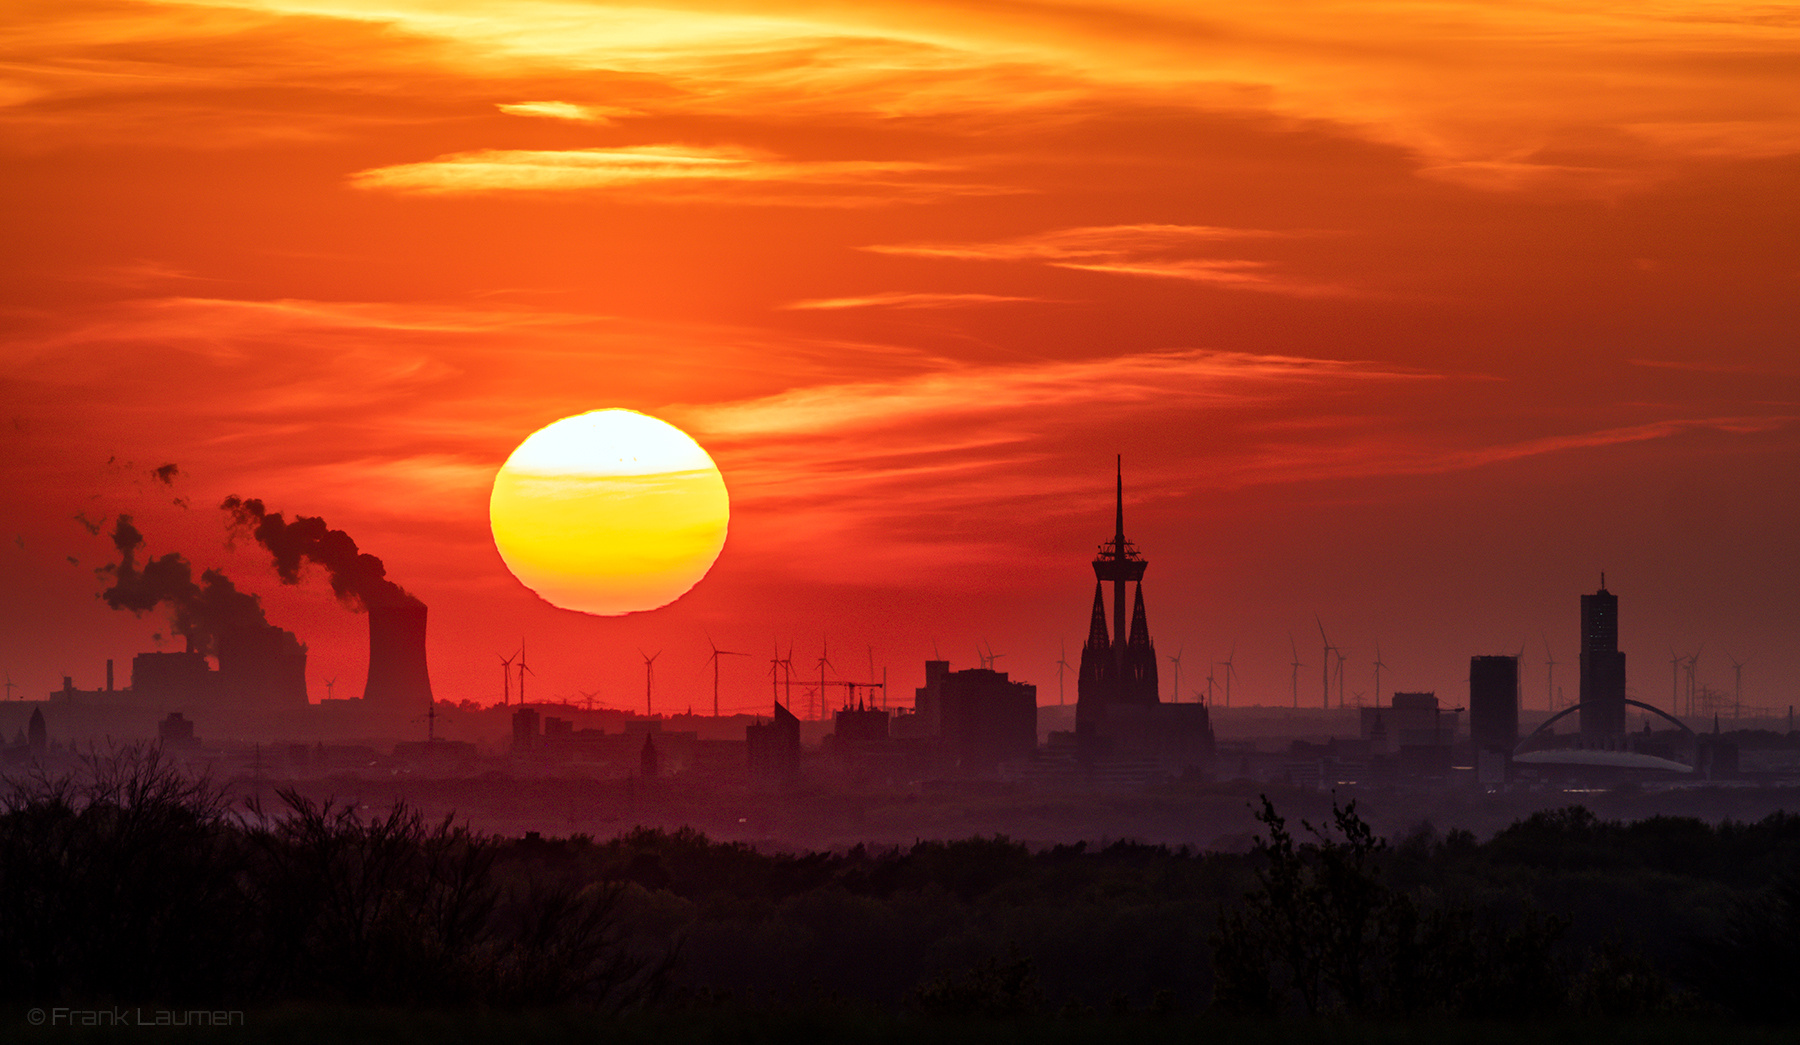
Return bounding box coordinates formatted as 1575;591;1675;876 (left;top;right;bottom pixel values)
5;749;1800;1035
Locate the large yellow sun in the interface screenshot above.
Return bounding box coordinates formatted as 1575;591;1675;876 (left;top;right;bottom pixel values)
489;409;730;615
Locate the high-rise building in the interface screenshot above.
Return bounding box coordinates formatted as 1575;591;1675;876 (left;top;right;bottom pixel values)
1579;576;1627;738
939;667;1037;769
1469;655;1520;754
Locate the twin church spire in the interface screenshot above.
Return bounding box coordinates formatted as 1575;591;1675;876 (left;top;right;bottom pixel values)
1077;457;1160;707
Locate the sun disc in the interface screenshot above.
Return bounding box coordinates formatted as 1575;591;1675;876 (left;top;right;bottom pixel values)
490;409;729;615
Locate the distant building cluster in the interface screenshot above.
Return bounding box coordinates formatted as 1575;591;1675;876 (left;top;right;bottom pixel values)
7;468;1781;794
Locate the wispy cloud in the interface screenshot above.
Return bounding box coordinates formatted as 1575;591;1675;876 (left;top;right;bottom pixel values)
1630;358;1800;378
496;100;639;123
867;224;1290;262
782;291;1050;310
351;144;996;202
867;223;1340;295
683;348;1436;442
8;1;1798;188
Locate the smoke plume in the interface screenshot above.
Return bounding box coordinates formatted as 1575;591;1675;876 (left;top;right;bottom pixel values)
100;515;302;658
221;497;419;610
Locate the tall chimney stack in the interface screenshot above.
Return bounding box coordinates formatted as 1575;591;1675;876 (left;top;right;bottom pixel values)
363;600;434;713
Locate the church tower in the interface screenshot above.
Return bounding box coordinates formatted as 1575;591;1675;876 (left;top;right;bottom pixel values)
1078;458;1160;733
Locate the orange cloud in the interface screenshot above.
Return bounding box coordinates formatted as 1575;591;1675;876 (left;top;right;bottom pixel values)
782;292;1050;310
119;0;1799;191
867;224;1341;295
350;144;996;203
496;100;639;123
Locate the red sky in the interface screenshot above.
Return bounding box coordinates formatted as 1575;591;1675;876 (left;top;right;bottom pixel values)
3;0;1797;718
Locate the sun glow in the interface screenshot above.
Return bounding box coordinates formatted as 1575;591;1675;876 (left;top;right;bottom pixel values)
489;409;730;615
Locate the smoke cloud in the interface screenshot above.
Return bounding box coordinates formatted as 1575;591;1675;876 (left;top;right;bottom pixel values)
221;497;419;610
100;515;302;658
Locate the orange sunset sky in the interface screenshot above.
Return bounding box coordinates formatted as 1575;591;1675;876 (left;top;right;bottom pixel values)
3;0;1797;717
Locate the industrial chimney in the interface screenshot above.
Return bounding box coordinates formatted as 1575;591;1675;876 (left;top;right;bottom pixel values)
363;599;435;713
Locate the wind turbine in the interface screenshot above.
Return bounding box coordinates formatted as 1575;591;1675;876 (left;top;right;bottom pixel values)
4;669;16;701
578;690;600;711
816;638;835;720
1371;642;1388;708
1288;634;1303;709
639;649;660;716
706;636;749;718
1218;645;1237;708
498;647;520;706
1334;647;1349;710
1315;617;1336;710
1728;651;1749;718
983;641;1007;672
1204;662;1216;705
1164;643;1185;704
1055;639;1073;706
517;641;534;706
1686;644;1704;716
323;676;336;701
1543;635;1557;712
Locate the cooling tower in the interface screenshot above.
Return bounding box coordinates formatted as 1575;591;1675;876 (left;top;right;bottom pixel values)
363;600;434;712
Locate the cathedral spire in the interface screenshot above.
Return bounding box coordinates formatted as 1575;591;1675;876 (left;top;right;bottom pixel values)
1085;582;1110;649
1127;582;1152;649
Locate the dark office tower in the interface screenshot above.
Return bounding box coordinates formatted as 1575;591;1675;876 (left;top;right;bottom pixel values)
1469;655;1520;753
939;668;1038;769
1077;459;1158;731
1579;576;1627;738
747;701;801;781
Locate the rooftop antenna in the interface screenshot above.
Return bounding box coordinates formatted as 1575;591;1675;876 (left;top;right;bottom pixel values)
1055;639;1073;706
498;647;520;706
1164;643;1185;703
639;649;660;716
1218;644;1237;708
1288;634;1303;709
1315;617;1336;710
705;635;749;719
1371;642;1387;708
